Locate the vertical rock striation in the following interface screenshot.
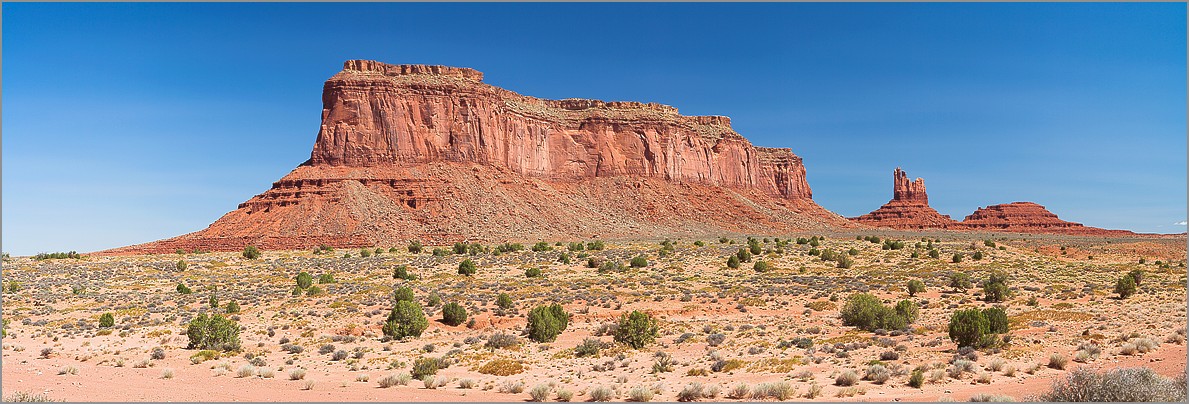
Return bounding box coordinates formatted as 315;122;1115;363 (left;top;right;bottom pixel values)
851;168;958;229
102;60;848;254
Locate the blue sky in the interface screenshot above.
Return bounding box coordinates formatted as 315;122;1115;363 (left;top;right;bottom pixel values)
3;3;1185;255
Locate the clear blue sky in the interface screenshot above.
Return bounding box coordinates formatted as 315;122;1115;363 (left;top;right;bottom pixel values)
3;3;1185;255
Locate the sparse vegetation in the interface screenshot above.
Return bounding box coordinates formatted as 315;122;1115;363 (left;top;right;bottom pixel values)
441;302;467;326
458;259;477;276
526;303;570;343
185;313;240;351
615;310;659;349
242;246;261;259
383;300;428;339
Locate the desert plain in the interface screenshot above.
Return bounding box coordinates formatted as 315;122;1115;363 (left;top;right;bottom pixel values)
1;232;1185;402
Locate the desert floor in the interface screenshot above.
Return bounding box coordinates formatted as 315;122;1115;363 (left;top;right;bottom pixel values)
2;232;1185;402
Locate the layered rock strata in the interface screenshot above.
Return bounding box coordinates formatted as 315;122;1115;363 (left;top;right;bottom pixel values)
960;202;1133;236
103;60;849;254
854;168;1134;236
851;168;958;229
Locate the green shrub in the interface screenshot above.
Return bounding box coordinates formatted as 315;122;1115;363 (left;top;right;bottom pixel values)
614;310;659;349
951;253;963;263
532;242;553;252
836;255;854;268
950;272;972;291
630;255;648;268
753;261;770;272
360;248;372;258
453;242;467;255
176;260;188;271
496;293;513;310
586;240;605;250
907;280;925;296
242;246;261;259
749;243;762;256
394;286;415;303
383;301;428;339
567;242;585;252
727;255;740;269
526;303;570;343
208;291;218;309
412;356;444;379
318;273;335;284
426;293;440;307
948;308;988;348
393;265;416;281
694;240;705;247
186;313;241;351
972;251;984;260
457;259;477;276
225;301;240;314
467;243;484;255
1127;269;1145;286
176;283;192;294
432;248;449;256
557;252;571;264
983;307;1008;334
575;337;604;357
736;249;752;263
305;285;322;296
442;302;467;326
840;293;886;331
894;300;919;323
34;251;83;260
908;369;925;388
982;272;1010;302
598;261;622;273
407;240;423;254
296;272;313;289
525;267;542;278
99;313;114;328
1116;275;1137;299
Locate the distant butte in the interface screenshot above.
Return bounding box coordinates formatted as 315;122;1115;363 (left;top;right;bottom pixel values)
851;168;958;229
854;168;1134;236
960;202;1134;236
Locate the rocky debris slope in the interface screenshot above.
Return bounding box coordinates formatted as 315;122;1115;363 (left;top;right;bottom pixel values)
102;60;850;254
851;168;958;229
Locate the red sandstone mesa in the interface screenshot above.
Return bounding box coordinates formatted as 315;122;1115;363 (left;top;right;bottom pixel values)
851;168;958;229
102;60;849;254
854;168;1134;236
960;202;1134;236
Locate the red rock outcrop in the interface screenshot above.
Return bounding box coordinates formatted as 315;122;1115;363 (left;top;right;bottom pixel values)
851;168;958;229
852;168;1135;236
101;60;850;254
959;202;1134;236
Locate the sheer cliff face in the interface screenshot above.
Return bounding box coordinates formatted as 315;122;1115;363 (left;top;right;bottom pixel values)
102;60;843;254
307;60;812;200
